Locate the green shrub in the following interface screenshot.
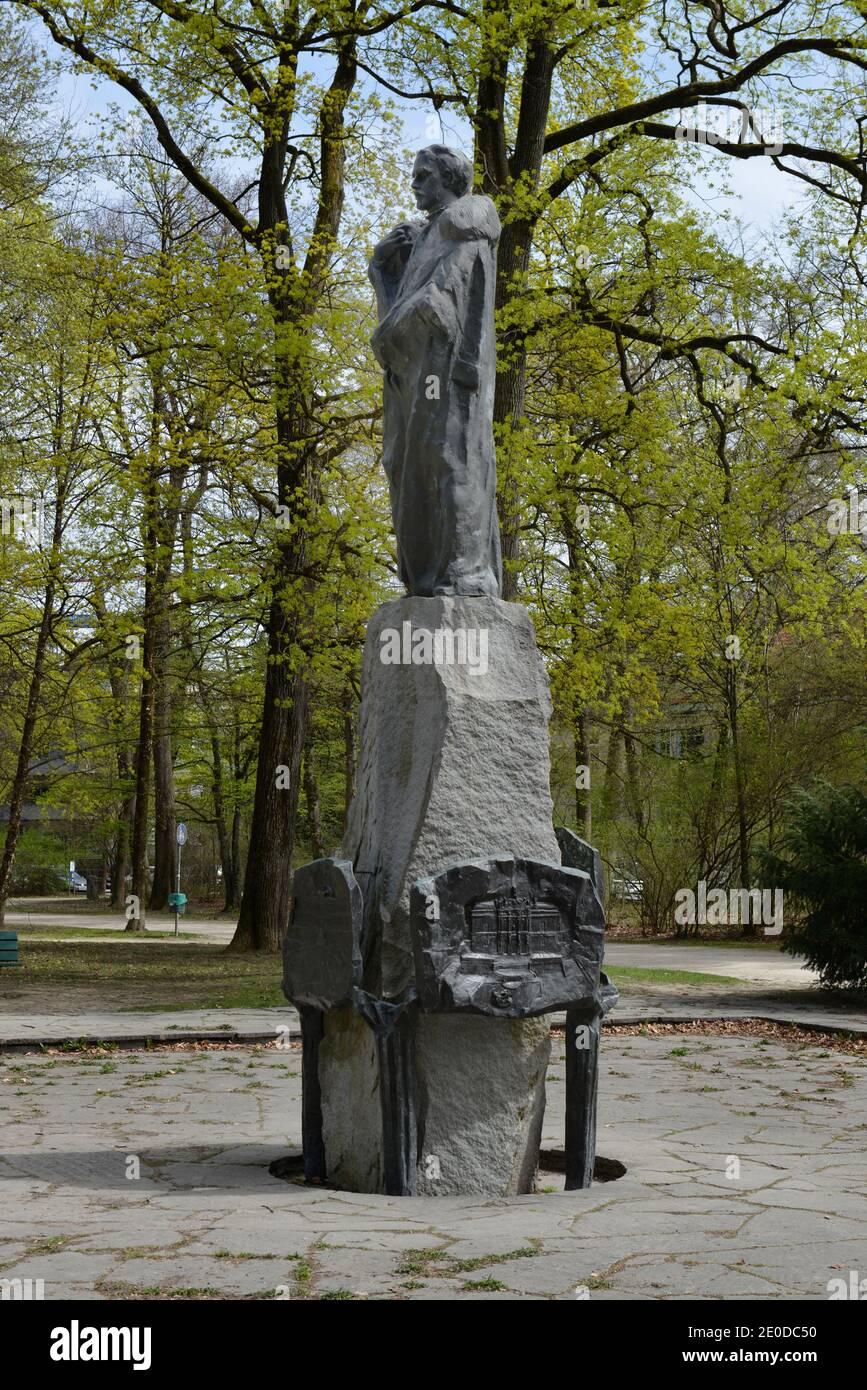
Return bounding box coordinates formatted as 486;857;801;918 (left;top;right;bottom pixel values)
6;830;69;895
758;782;867;995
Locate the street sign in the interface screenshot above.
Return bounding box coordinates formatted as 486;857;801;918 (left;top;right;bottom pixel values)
174;826;186;937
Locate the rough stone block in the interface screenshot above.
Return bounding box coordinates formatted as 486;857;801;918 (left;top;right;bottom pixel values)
414;1014;550;1195
308;594;572;1195
343;594;560;998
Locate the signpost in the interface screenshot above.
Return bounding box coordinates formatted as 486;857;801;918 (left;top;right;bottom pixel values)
170;823;188;937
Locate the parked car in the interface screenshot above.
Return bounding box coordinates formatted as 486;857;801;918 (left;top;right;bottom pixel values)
66;870;87;894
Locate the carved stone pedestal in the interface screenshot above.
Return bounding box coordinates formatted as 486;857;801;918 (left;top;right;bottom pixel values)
283;595;615;1195
313;1005;550;1196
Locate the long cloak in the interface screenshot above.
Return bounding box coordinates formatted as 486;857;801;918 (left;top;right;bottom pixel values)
369;194;503;597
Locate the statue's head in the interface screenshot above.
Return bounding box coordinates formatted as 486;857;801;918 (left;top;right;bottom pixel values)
412;145;473;214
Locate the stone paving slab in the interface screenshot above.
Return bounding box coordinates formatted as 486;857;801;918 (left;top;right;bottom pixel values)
0;1007;301;1048
1;1032;864;1301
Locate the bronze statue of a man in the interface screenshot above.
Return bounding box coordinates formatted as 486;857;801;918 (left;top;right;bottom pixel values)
369;145;502;598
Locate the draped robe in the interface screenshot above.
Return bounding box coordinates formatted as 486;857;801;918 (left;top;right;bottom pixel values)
369;194;503;598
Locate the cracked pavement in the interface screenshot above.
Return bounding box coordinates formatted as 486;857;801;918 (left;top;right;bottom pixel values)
1;1032;865;1300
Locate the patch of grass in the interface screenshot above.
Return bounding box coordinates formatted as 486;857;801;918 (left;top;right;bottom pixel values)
395;1248;450;1277
211;1249;301;1262
117;1245;176;1259
22;1234;75;1257
13;939;284;1010
396;1246;536;1283
129;981;285;1010
142;1286;223;1299
462;1277;507;1291
451;1248;536;1274
319;1289;359;1300
613;936;783;949
96;1281;225;1299
607;966;742;987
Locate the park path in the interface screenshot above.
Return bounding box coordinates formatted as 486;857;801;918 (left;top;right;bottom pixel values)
5;907;864;1046
6;904;817;982
5;907;235;943
604;943;817;987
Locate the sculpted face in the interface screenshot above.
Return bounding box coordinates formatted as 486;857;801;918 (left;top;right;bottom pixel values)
411;154;451;213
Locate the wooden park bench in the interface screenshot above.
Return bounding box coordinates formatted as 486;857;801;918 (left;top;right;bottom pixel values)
0;931;20;966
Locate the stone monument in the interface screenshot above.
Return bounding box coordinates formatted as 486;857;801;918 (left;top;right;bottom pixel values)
282;145;616;1196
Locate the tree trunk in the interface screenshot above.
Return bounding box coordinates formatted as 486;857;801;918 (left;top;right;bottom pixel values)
726;661;754;936
475;26;556;599
229;802;242;912
230;43;356;952
228;332;314;957
230;603;309;951
127;546;156;932
227;716;243;912
209;729;237;913
112;789;134;909
623;721;645;837
94;596;137;911
574;710;592;841
601;724;624;828
303;735;326;860
149;610;176;909
0;496;63;927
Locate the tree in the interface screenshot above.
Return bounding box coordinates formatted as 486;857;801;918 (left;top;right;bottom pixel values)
759;782;867;994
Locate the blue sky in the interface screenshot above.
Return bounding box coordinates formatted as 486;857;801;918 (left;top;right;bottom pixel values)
49;39;807;247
